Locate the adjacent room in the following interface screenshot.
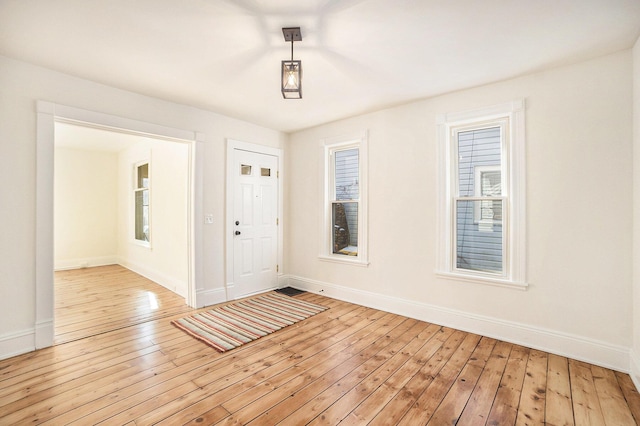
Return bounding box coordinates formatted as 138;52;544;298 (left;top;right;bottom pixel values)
2;0;640;424
53;122;193;342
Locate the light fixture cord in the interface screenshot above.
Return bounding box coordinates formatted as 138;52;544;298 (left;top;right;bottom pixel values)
290;40;294;61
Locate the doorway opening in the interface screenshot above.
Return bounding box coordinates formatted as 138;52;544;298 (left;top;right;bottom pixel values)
35;101;203;349
53;121;194;343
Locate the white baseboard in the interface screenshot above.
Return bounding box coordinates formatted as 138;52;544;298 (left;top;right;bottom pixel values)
195;287;228;308
119;258;188;299
223;274;288;303
286;274;631;373
0;328;35;361
34;319;53;349
631;350;640;391
278;275;290;288
54;256;118;271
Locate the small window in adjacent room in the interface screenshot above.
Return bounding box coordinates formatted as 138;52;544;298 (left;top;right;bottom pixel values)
436;100;526;288
321;132;368;266
134;161;150;245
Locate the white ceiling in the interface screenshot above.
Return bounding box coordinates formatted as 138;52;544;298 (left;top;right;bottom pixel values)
1;0;639;133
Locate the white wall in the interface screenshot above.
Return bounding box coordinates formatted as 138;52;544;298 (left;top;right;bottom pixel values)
117;138;190;298
54;147;118;269
0;54;285;358
286;50;633;371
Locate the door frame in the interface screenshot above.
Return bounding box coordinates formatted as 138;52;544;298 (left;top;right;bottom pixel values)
225;139;283;301
35;101;204;349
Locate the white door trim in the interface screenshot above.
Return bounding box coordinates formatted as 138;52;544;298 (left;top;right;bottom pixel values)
35;101;204;349
226;139;283;301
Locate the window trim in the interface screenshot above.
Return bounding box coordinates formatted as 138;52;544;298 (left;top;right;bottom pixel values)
436;100;526;289
133;160;151;248
320;132;369;266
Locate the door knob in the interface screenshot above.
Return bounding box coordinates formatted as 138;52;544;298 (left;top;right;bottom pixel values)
235;221;240;225
235;230;241;235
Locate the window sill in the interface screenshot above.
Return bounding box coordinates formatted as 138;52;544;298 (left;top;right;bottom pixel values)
435;270;528;290
132;240;151;249
319;255;369;267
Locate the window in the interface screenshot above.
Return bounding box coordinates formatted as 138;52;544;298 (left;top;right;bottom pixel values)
437;101;526;288
321;132;368;265
134;162;150;244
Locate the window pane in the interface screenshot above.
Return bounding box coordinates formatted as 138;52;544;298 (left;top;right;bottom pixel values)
480;170;501;197
458;127;501;197
137;163;149;189
332;202;358;256
241;164;252;175
479;199;502;222
135;189;149;242
456;199;503;273
261;167;271;177
335;148;359;200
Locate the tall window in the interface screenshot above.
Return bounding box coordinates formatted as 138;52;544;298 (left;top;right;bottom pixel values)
332;148;359;255
134;162;150;244
455;125;504;273
321;133;368;265
437;101;526;288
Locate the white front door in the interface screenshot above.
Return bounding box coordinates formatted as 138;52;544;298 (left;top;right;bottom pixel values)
232;149;279;297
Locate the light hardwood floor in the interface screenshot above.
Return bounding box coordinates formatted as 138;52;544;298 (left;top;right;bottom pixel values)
54;265;193;344
1;267;639;424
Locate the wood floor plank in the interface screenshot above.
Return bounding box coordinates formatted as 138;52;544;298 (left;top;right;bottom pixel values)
426;337;497;425
545;354;575;426
0;323;174;393
330;324;448;425
0;266;638;424
217;316;414;424
616;371;640;424
516;348;548;425
273;321;439;425
367;328;464;426
456;340;512;425
2;349;172;425
591;365;636;425
569;359;606;426
66;337;286;424
486;344;530;425
182;405;231;425
0;342;171;408
396;332;483;425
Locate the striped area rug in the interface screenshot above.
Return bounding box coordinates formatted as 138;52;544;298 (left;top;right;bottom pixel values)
171;292;327;352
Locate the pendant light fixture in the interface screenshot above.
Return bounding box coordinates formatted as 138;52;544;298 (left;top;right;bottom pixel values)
281;27;302;99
